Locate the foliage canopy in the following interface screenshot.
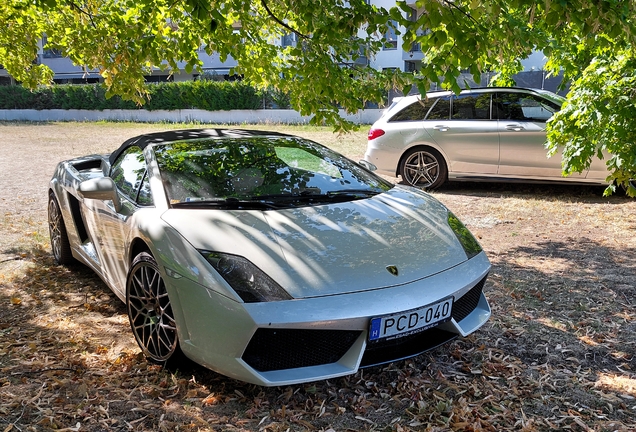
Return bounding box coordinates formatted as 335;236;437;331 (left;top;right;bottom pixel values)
1;0;635;193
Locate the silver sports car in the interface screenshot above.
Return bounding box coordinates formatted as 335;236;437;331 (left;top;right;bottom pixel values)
48;129;491;386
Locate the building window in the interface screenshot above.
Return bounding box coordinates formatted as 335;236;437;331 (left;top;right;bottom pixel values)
42;35;63;59
383;20;398;50
144;75;174;83
407;8;427;52
282;33;297;47
405;61;419;73
53;77;101;85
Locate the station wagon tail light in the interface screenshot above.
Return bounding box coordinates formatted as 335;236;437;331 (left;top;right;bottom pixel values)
201;251;293;302
368;128;385;141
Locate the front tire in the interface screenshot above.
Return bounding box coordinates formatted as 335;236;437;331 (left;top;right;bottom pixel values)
48;193;74;265
126;252;181;364
399;147;448;189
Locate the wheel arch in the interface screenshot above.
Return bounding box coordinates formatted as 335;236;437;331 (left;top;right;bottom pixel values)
397;143;450;179
129;238;152;264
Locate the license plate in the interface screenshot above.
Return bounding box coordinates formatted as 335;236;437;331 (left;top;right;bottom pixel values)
369;297;453;342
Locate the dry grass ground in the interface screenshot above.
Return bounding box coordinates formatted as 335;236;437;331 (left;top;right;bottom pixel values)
0;122;634;431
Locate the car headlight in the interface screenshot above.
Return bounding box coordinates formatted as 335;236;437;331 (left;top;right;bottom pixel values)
447;213;482;259
201;251;293;303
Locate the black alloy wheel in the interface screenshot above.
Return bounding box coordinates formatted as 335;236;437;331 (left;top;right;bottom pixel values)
48;193;74;265
126;252;180;363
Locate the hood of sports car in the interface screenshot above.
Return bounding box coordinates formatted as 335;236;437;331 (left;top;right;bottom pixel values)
161;186;471;298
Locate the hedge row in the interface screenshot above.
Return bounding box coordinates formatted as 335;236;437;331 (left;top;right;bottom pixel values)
0;81;290;111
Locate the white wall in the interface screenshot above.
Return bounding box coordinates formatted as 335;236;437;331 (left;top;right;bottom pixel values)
0;108;383;125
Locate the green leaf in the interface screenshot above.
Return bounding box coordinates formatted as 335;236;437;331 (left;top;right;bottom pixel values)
0;0;634;192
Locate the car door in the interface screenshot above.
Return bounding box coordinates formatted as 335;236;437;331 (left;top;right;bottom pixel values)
422;92;499;174
382;96;438;153
496;91;585;179
83;146;153;297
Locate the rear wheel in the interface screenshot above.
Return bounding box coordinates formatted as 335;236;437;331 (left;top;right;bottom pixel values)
126;252;181;364
48;193;74;265
399;147;447;189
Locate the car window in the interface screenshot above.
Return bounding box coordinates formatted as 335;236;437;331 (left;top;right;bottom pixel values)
137;172;154;206
388;98;436;122
153;136;392;205
451;93;491;120
110;146;153;206
274;147;342;178
426;96;450;120
495;92;561;122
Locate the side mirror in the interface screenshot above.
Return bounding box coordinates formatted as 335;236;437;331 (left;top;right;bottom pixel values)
78;177;121;212
358;160;377;172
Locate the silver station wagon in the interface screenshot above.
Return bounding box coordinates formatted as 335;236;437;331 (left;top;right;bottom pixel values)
363;87;609;189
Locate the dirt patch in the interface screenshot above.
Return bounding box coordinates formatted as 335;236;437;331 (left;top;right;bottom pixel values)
1;122;634;431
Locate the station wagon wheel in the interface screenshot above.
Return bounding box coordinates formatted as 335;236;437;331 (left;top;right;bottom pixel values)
399;147;448;189
48;192;74;265
126;252;181;363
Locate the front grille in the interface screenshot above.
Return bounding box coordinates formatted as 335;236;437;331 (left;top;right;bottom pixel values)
242;329;361;372
361;327;457;367
451;275;487;322
243;276;487;373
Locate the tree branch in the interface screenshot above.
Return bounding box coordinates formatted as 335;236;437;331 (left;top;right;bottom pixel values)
66;0;97;28
440;0;480;26
260;0;309;39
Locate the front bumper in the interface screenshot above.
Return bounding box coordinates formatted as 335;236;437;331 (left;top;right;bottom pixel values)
168;252;491;386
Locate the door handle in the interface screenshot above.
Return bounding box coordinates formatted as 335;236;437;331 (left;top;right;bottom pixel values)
433;125;449;132
506;124;524;131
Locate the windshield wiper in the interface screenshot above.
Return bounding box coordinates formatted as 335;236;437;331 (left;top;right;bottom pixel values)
172;197;281;210
326;189;382;197
264;189;381;199
252;189;381;204
173;190;383;210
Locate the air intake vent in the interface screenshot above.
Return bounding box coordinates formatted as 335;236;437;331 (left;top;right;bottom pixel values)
242;329;361;372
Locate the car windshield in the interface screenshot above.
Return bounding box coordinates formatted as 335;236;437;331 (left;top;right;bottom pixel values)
153;136;393;208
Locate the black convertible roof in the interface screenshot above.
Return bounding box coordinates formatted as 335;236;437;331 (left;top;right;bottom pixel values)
108;128;294;165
